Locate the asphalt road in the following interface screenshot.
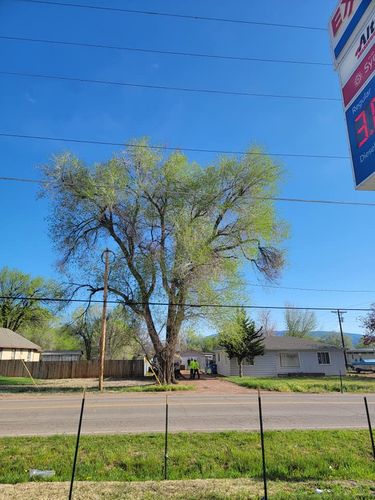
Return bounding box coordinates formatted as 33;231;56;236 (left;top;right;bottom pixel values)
0;391;373;436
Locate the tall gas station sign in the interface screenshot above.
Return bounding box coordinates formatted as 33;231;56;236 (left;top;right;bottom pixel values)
330;0;375;189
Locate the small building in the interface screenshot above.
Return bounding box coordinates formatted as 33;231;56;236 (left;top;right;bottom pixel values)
347;348;375;363
0;328;41;362
215;336;346;377
41;350;83;362
179;350;214;370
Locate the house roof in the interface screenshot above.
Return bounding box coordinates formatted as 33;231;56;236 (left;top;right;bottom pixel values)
216;336;341;352
262;336;340;351
0;328;41;351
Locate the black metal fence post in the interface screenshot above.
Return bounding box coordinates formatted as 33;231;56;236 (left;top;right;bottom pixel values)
364;397;375;460
339;371;343;394
68;388;86;500
164;393;169;480
257;388;268;500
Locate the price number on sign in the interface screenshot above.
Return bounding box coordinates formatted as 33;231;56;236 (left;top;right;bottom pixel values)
355;97;375;148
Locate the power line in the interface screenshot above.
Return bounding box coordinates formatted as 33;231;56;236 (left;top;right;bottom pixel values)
247;282;375;293
0;132;350;160
0;35;331;67
0;70;341;102
0;294;371;311
18;0;327;32
1;175;374;208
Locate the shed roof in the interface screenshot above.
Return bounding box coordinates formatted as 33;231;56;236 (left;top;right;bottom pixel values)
0;328;41;351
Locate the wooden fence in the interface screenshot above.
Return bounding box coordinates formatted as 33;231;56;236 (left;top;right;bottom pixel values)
0;359;144;379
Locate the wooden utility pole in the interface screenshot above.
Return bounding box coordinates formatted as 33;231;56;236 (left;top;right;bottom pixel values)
334;309;348;370
98;249;110;392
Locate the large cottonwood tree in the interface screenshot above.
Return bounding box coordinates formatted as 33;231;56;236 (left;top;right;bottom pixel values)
42;140;286;383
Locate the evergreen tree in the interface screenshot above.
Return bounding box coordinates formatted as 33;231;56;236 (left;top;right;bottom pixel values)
219;308;264;377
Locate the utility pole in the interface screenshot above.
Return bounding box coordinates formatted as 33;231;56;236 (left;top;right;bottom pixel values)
332;309;348;370
98;249;110;392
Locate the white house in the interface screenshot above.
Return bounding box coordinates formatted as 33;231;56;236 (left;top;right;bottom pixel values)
216;336;346;377
179;350;214;370
0;328;41;362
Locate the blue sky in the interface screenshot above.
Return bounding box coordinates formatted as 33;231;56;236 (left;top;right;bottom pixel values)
0;0;374;334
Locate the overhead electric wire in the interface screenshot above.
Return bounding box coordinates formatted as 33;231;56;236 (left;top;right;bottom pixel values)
0;294;371;311
0;132;350;160
18;0;327;32
0;35;331;67
0;70;341;102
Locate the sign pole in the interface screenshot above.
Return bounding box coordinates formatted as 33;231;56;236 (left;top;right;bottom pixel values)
257;388;268;500
164;393;169;480
364;397;375;460
69;388;86;500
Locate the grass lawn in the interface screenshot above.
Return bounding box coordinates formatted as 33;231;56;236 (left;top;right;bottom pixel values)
1;479;374;499
0;376;36;386
227;375;375;393
0;430;374;484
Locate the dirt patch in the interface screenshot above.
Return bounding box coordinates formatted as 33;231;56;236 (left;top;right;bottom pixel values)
177;373;251;394
0;479;373;500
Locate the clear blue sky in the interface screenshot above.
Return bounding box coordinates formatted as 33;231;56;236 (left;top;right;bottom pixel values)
0;0;373;334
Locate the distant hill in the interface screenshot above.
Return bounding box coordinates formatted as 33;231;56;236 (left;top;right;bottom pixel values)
276;331;363;347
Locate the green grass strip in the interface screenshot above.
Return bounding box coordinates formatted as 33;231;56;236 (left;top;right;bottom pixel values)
227;376;375;393
0;430;374;484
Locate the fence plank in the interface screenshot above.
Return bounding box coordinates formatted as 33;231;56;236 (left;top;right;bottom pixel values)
0;359;144;379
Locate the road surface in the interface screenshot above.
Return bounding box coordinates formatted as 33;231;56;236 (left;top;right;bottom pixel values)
0;391;373;436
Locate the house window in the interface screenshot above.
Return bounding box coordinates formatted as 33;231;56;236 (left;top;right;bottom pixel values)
27;351;32;362
0;349;2;360
11;349;16;360
317;352;331;365
280;352;300;368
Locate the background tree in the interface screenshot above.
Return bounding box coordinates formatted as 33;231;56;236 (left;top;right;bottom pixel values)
105;305;143;359
258;309;276;336
181;328;219;352
360;304;375;345
284;306;317;338
42;140;286;383
62;307;100;360
218;308;264;377
63;305;141;360
0;267;61;332
22;321;80;351
319;331;353;349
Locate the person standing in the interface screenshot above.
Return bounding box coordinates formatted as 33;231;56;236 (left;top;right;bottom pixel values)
189;358;194;379
193;359;200;380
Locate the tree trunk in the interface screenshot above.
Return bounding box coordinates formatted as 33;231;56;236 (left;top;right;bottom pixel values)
157;351;175;385
238;359;243;378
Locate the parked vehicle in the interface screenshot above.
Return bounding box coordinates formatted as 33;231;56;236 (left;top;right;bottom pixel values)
350;359;375;373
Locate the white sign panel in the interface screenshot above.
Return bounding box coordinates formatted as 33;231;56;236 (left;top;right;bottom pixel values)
330;0;373;65
339;8;375;84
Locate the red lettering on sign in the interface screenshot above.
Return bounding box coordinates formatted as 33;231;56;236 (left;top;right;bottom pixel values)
332;0;356;37
341;0;355;18
332;8;343;36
